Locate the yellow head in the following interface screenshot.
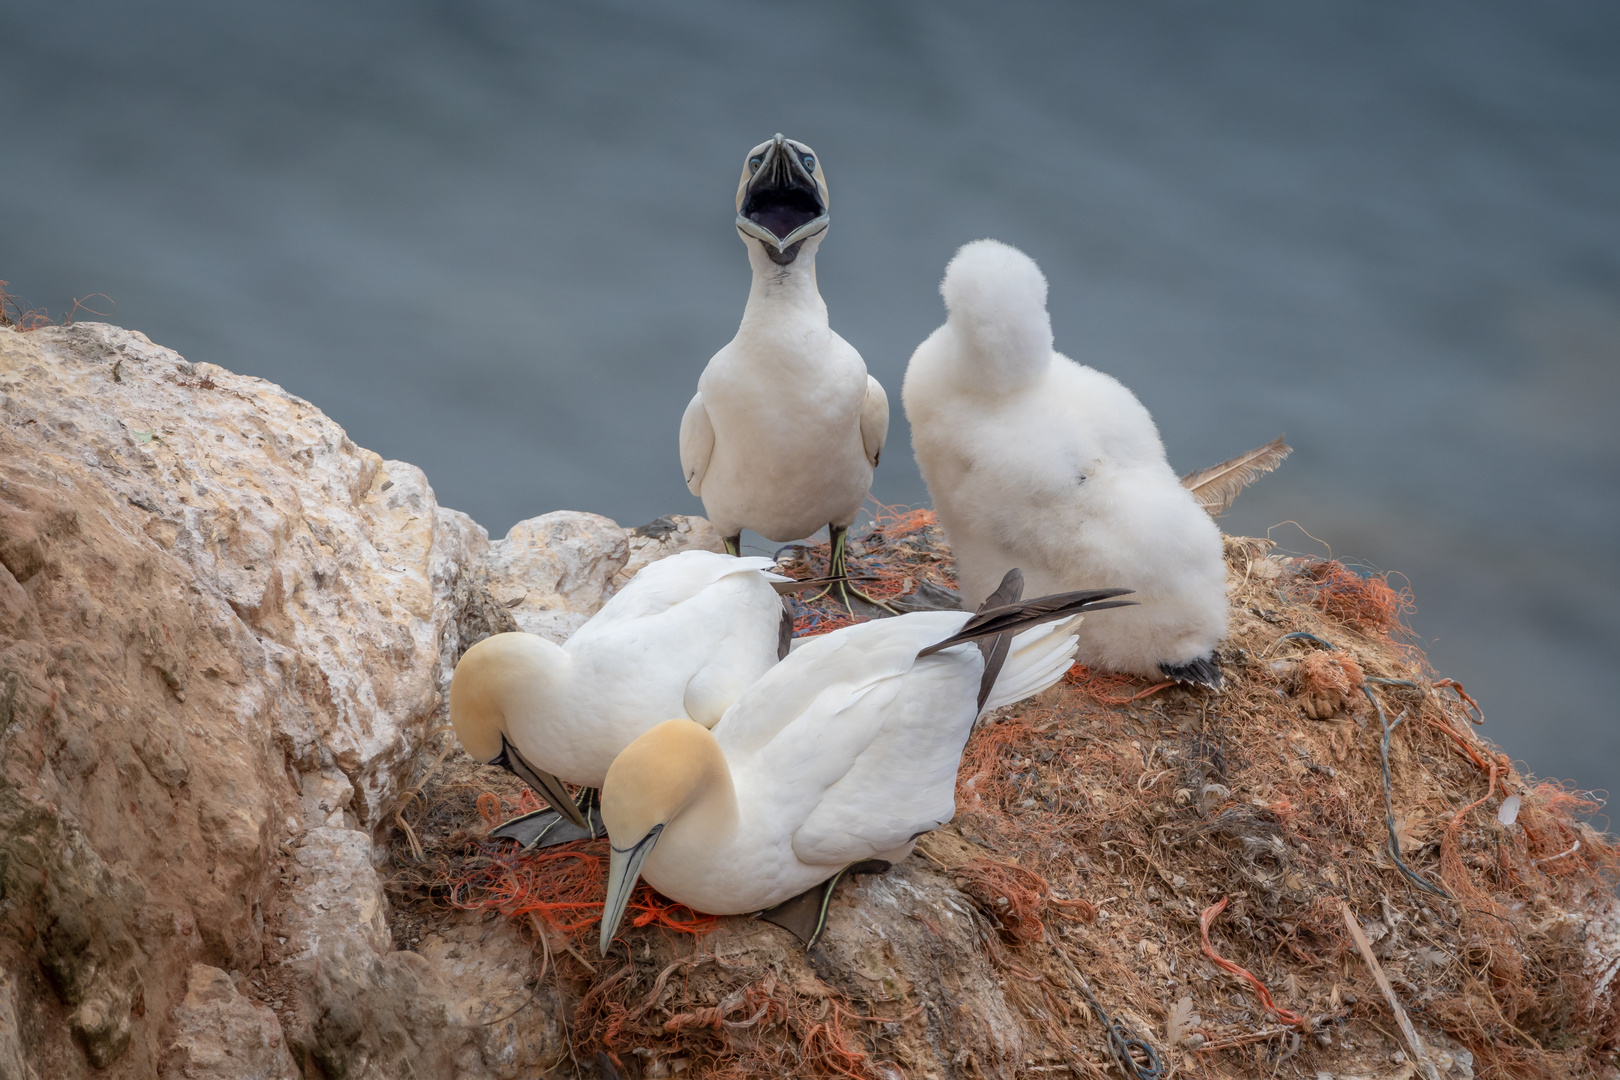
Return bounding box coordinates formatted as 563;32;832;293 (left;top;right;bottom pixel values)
598;719;732;954
448;632;585;828
733;133;829;264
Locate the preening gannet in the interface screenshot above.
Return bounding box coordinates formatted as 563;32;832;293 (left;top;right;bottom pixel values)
450;550;791;845
902;239;1231;688
679;133;892;612
597;580;1134;954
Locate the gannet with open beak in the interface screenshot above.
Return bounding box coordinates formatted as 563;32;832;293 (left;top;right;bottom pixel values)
597;578;1135;954
903;239;1231;689
450;550;792;845
679;134;892;612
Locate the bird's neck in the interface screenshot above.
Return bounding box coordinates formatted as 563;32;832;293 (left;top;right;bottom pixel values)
500;637;575;718
670;753;742;848
740;247;827;333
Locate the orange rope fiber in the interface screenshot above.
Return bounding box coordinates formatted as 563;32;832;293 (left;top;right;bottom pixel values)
452;791;718;942
1199;896;1306;1030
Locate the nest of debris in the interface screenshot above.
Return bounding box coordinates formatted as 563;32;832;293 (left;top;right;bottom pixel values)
389;506;1620;1079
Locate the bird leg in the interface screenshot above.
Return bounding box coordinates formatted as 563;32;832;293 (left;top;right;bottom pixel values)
490;788;605;850
811;524;898;615
723;534;742;557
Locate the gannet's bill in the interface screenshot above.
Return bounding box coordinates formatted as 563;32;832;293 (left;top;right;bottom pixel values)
450;550;792;846
679;133;892;613
597;583;1135;954
903;239;1231;689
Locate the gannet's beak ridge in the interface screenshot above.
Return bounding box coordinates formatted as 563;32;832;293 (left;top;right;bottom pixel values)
493;735;589;828
600;825;663;955
735;133;829;254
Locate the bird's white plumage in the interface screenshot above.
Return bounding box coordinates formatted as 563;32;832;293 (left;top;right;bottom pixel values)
450;550;787;787
902;239;1228;677
624;609;1083;915
680;217;888;542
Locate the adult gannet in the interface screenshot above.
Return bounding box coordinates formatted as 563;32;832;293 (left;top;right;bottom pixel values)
596;578;1135;954
902;239;1230;689
450;550;792;846
679;133;892;612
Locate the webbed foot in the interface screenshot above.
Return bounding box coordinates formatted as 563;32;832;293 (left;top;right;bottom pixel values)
1158;655;1224;691
756;859;892;949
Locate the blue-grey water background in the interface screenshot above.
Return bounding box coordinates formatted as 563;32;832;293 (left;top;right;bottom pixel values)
4;2;1617;801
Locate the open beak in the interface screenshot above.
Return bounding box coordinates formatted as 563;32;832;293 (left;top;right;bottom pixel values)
736;134;828;253
599;825;663;955
493;735;589;828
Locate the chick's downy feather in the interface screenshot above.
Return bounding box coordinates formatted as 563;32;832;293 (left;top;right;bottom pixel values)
902;239;1227;679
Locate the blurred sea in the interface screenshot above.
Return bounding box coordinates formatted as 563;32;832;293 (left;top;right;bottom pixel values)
4;1;1617;799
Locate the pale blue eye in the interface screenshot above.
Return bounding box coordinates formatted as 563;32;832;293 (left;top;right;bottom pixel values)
749;156;763;170
800;154;815;170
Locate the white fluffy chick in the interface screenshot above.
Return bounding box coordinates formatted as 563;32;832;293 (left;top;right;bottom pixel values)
902;239;1228;688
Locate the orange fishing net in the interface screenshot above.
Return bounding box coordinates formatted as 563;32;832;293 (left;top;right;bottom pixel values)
450;788;719;943
786;499;955;637
1296;559;1416;636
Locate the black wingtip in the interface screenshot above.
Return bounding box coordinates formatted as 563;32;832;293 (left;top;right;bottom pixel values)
1158;655;1224;691
917;588;1137;657
980;568;1026;613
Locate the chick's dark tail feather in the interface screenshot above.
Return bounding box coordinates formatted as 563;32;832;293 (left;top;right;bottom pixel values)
917;587;1136;658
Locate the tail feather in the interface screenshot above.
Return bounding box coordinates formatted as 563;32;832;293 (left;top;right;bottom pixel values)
973;569;1025;711
979;619;1081;714
916;585;1138;718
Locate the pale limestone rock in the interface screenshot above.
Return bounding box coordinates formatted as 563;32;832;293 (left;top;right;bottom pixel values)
299;770;358;830
486;510;629;639
270;827;489;1078
0;323;502;1077
280;827;392;962
160;965;298;1080
616;514;727;590
1;322;487;828
414;911;569;1077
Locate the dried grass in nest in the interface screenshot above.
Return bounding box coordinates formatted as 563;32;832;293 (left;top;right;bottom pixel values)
397;521;1620;1079
0;279;113;330
577;960;908;1080
437;789;719;944
922;538;1620;1079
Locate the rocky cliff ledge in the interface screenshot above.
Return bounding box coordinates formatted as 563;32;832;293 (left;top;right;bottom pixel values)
0;323;721;1078
2;323;1617;1080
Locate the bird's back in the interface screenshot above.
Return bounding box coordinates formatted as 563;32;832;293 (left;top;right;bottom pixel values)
543;552;786;778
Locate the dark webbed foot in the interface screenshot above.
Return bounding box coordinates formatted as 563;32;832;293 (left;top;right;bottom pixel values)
756;859;892;949
1159;655;1224;691
490;788;605;849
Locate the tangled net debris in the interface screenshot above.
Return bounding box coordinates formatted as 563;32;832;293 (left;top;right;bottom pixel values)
388;507;1620;1079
